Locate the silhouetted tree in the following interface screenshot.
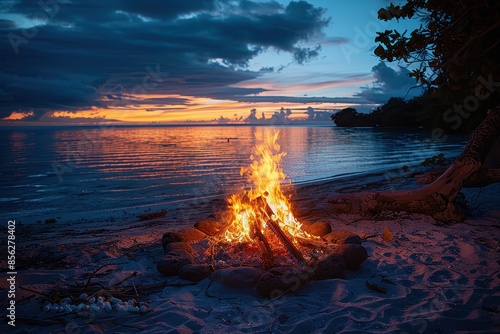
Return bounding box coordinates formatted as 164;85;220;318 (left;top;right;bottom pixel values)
331;108;363;127
374;0;499;125
329;0;500;223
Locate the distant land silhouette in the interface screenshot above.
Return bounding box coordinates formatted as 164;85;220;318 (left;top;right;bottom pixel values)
331;95;488;134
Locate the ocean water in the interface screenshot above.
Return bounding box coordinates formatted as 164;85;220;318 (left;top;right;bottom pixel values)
0;125;467;221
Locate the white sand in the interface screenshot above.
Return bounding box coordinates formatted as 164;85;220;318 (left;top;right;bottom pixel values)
1;178;499;333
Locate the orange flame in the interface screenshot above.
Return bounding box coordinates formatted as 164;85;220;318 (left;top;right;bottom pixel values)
225;130;307;242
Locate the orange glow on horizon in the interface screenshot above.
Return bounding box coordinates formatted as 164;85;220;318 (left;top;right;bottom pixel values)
2;94;362;125
3;111;34;120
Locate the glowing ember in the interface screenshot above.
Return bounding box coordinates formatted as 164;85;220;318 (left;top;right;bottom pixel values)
225;130;309;243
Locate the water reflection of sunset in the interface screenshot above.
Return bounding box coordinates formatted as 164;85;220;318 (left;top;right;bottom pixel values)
2;126;467;220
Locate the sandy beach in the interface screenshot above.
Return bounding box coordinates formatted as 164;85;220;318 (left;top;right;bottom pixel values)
2;0;500;332
2;173;499;334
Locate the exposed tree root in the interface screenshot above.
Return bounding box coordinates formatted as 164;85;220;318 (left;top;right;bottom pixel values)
328;107;500;224
416;168;500;187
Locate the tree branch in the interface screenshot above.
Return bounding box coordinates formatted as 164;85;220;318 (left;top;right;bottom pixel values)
416;168;500;187
440;20;500;69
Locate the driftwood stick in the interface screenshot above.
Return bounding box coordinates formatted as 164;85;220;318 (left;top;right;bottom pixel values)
132;282;143;309
416;168;500;187
112;271;138;287
83;263;114;292
250;220;275;268
254;196;310;269
328;107;500;223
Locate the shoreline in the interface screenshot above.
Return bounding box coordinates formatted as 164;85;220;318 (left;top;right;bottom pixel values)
2;171;499;333
8;164;500;241
6;163;432;227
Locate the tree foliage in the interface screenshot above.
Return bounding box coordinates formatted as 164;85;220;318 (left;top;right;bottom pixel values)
332;98;426;127
374;0;500;109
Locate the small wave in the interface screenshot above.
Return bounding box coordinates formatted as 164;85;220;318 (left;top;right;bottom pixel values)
0;197;21;202
1;207;57;218
36;188;59;193
26;195;65;203
28;174;48;178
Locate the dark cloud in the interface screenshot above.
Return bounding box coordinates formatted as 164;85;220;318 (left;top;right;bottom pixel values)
182;84;267;99
232;95;365;104
0;19;16;29
355;62;422;103
239;0;283;14
0;1;16;11
120;0;220;19
321;36;349;45
136;97;191;106
104;95;192;107
259;66;274;73
0;0;330;120
0;71;101;120
292;45;321;64
42;116;121;124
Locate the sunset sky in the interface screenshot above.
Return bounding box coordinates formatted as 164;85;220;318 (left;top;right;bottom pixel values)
0;0;422;125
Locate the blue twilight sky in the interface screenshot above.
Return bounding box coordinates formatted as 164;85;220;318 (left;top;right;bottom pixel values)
0;0;423;124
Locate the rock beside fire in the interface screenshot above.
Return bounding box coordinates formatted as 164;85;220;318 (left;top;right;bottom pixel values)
256;266;309;298
299;219;313;232
314;254;346;279
161;232;183;249
323;230;362;244
162;228;206;250
157;255;194;276
332;244;368;270
164;242;194;255
194;219;223;236
306;221;332;237
211;267;267;288
179;228;207;242
178;264;214;282
165;249;193;260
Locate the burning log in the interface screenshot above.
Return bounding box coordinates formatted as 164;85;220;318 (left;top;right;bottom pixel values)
250;219;274;269
254;195;311;272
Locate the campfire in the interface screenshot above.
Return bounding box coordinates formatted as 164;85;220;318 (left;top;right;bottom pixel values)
159;130;368;297
224;131;316;270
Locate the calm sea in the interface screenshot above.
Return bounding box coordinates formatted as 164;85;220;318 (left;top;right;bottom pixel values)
0;125;466;221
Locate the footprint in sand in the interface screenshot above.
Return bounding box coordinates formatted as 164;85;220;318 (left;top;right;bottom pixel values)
428;269;452;283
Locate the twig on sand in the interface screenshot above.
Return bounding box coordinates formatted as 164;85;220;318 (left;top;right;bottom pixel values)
369;203;388;220
132;282;142;308
18;286;52;298
83;263;114;292
112;271;138;287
